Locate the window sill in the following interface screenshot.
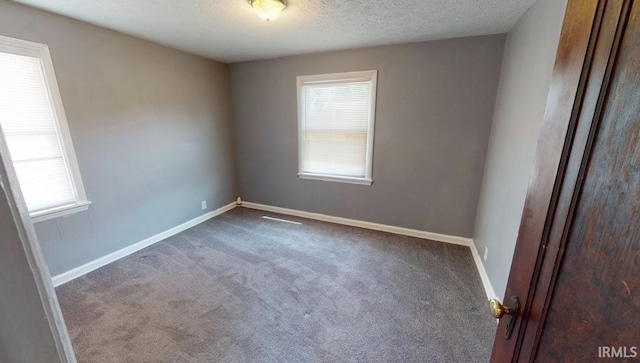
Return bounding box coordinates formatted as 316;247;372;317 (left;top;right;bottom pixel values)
30;201;91;223
298;173;373;186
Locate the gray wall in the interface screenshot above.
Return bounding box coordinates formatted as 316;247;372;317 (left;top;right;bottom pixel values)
0;0;236;276
230;36;505;236
0;176;60;362
473;0;568;297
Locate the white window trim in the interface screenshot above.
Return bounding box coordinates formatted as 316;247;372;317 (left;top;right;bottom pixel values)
296;70;377;186
30;202;91;223
0;35;89;223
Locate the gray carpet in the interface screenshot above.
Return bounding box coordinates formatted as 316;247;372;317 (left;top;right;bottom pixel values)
56;207;496;362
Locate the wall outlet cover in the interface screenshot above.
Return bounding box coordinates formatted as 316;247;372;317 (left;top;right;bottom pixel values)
483;247;489;261
201;201;207;210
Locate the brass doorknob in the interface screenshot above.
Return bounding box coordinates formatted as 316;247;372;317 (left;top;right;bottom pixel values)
489;298;517;319
490;296;520;339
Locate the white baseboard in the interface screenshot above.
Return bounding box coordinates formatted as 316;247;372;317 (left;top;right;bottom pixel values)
241;201;473;247
469;241;498;301
51;201;236;287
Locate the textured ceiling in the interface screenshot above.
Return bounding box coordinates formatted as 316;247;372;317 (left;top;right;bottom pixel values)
12;0;536;63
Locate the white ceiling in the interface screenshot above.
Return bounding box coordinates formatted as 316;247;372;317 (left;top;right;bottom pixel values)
13;0;536;63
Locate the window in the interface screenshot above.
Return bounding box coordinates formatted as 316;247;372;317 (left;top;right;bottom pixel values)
297;70;377;185
0;35;89;222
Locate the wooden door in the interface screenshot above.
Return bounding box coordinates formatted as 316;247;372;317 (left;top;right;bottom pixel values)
491;0;640;361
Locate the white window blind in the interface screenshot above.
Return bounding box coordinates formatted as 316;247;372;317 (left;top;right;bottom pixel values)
0;35;88;221
297;70;377;185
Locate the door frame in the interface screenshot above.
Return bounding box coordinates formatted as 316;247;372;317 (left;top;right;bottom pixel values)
0;128;76;362
491;0;632;361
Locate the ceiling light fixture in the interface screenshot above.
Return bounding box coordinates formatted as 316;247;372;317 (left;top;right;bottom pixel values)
250;0;287;22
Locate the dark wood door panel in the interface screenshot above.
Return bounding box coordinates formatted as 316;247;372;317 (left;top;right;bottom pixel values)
535;1;640;360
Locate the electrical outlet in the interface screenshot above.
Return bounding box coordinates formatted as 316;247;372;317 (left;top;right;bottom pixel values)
201;201;207;210
483;247;489;262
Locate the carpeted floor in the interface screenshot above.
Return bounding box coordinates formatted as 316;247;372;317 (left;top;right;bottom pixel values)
56;207;496;362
